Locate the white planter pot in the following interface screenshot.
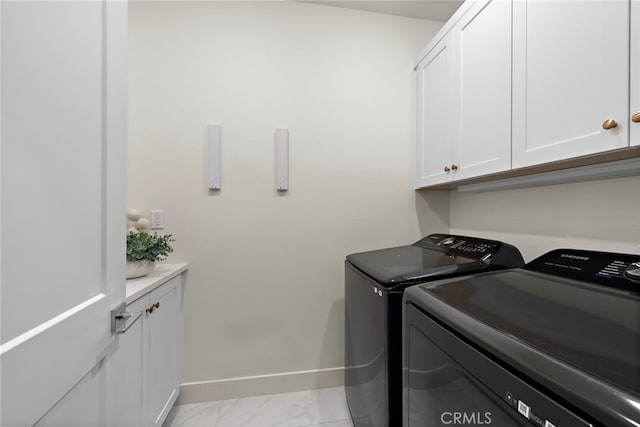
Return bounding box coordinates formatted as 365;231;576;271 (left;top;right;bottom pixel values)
126;260;156;279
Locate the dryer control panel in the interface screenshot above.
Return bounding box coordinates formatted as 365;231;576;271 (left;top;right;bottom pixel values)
525;249;640;293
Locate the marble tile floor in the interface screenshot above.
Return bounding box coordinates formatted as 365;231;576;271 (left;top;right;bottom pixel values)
164;387;354;427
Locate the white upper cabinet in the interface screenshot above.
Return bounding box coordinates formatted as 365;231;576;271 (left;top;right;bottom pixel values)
452;0;512;180
415;0;511;188
415;0;639;189
512;0;630;167
415;33;455;188
632;0;640;147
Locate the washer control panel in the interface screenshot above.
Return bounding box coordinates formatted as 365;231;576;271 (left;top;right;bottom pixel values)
417;234;500;260
624;262;640;284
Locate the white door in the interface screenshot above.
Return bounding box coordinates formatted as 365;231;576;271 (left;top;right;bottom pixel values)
512;0;630;167
415;32;454;188
452;0;511;180
1;1;127;425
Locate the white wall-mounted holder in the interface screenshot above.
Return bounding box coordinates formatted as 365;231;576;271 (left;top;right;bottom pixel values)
275;128;289;192
208;124;222;190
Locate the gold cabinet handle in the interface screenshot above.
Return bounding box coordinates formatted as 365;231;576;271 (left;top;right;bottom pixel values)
632;112;640;123
443;166;450;173
602;119;618;130
451;164;458;171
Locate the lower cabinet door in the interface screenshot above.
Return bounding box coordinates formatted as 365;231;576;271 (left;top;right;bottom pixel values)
124;296;148;427
148;276;181;426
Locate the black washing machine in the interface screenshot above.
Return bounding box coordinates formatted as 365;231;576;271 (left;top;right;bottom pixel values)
404;248;640;427
344;233;524;426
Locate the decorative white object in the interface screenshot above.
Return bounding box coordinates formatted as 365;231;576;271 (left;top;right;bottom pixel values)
127;227;139;234
127;209;142;221
275;128;289;192
126;260;156;279
136;217;151;231
208;124;221;190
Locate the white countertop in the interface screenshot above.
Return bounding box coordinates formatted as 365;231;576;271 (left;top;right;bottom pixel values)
126;263;188;304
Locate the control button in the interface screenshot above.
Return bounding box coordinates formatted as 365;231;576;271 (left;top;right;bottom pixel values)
373;287;378;294
517;401;530;419
544;421;556;427
505;392;515;406
378;290;383;297
529;413;544;427
440;237;456;246
624;261;640;283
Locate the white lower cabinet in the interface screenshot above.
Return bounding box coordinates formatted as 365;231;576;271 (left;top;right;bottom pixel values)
148;278;181;426
123;296;147;427
124;273;183;426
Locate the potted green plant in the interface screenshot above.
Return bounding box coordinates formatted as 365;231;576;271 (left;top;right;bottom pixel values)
126;231;175;279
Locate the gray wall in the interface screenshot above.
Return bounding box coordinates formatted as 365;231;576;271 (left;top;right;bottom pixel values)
128;1;446;398
449;176;640;261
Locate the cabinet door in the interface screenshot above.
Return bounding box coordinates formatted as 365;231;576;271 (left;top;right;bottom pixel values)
512;0;630;167
415;33;454;188
453;0;512;180
148;276;181;427
123;297;148;427
632;0;640;146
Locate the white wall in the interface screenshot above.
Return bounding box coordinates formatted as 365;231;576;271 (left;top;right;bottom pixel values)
128;1;446;401
449;176;640;262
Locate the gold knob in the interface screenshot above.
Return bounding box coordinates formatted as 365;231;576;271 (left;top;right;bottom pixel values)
443;166;450;172
451;164;458;171
602;119;618;130
632;112;640;123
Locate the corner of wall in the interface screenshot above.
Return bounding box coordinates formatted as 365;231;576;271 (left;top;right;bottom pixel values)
414;189;451;235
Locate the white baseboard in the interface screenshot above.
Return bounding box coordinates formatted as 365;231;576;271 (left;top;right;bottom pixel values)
178;367;345;404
